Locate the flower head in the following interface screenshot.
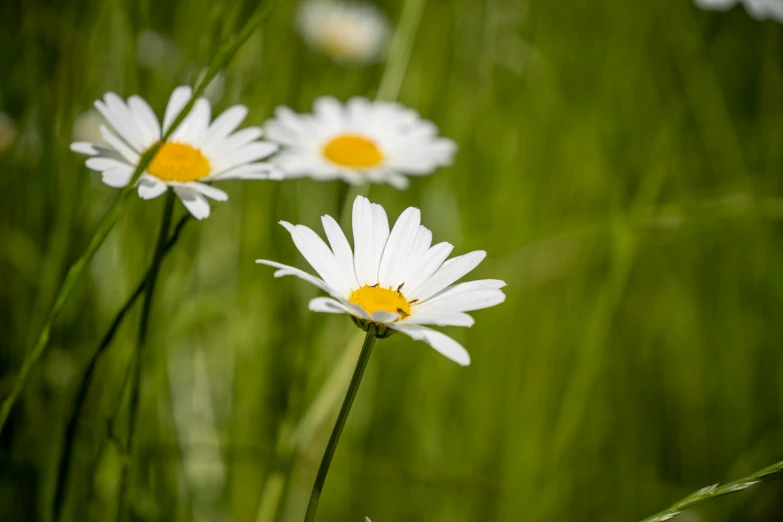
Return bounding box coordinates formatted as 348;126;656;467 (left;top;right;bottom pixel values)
297;0;390;64
256;196;506;366
694;0;783;21
265;97;457;189
71;86;282;219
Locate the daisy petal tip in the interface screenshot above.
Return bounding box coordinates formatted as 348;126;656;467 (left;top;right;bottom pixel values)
268;167;286;181
279;220;295;232
457;356;471;367
70;142;97;155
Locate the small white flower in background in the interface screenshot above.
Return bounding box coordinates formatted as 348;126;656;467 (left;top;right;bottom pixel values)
694;0;783;22
0;113;18;156
71;86;283;220
136;29;180;70
265;97;457;189
297;0;390;64
257;196;506;366
72;110;108;147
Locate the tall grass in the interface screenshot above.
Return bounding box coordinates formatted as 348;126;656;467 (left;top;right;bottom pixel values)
1;0;782;521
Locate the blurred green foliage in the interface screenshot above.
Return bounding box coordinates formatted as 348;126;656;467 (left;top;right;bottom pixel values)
1;0;783;521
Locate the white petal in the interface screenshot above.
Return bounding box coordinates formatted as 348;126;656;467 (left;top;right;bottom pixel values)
308;297;353;315
101;93;147;151
100;125;140;163
280;221;352;294
417;279;507;311
420;289;506;314
199;104;248;147
85;157;130;172
128;95;162;141
255;260;344;300
693;0;737;9
215;127;264;155
396;225;432;285
391;325;471;366
137;176;168;199
352;196;377;286
409;251;487;301
70;142;99;155
101;166;134;188
181;182;228;201
173;185;211;220
171;98;211;143
313;96;345;130
210;162;283;180
402;242;454;297
219;142;279;168
370;202;390;274
400;311;475;327
378;206;421;287
385;171;410;190
163;86;193;134
322;215;360;290
370;311;400;323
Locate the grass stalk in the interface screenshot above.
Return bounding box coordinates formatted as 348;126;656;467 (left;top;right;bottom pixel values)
114;190;175;522
303;329;377;522
0;0;284;436
51;213;191;522
640;459;783;522
375;0;427;101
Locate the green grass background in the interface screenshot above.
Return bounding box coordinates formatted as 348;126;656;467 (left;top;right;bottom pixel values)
1;0;783;520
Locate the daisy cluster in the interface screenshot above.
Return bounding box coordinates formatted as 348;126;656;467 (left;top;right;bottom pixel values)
70;2;504;365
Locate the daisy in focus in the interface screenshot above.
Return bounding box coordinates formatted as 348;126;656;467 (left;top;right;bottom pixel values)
264;97;457;189
71;86;281;219
694;0;783;22
297;0;390;64
256;196;506;366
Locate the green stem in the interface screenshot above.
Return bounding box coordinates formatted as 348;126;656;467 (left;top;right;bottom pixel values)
303;330;377;522
640;459;783;522
0;0;284;436
375;0;427;101
115;191;175;522
52;213;191;522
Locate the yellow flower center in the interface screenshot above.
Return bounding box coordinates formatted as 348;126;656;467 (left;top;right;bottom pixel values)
323;134;384;168
147;142;211;182
348;285;410;318
321;31;354;59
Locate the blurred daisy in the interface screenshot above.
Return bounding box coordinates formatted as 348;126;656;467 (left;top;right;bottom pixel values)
256;196;506;366
694;0;783;21
71;86;281;219
0;113;18;156
265;97;457;189
297;0;390;64
72;110;108;146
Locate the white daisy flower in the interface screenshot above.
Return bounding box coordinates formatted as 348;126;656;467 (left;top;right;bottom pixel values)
256;196;506;366
265;97;457;190
71;86;282;220
297;0;390;64
694;0;783;21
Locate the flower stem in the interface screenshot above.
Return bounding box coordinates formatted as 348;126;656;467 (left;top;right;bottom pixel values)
51;213;191;522
375;0;427;102
0;0;284;437
303;329;377;522
639;459;783;522
115;191;175;522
